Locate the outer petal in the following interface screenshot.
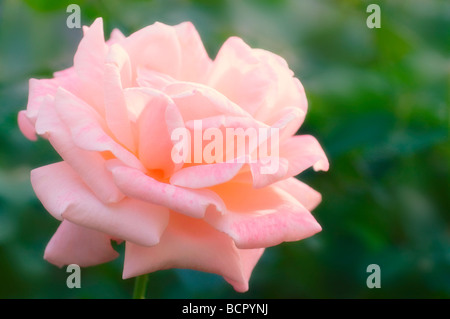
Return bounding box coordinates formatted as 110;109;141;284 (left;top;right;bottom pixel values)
280;134;329;175
54;88;144;171
273;177;322;211
173;21;213;82
73;17;107;114
110;165;226;219
252;49;308;135
122;22;181;81
205;182;322;249
34;96;124;204
208;37;277;117
123;213;264;292
44;220;119;268
31;162;169;247
25;68;79;123
208;38;307;135
18;110;37;141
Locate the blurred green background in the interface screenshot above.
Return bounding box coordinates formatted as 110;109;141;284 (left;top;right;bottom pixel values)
0;0;448;298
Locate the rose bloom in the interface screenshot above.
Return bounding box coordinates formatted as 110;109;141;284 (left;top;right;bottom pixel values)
18;18;329;292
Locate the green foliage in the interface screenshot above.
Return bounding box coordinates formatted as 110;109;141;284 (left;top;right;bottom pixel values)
0;0;448;298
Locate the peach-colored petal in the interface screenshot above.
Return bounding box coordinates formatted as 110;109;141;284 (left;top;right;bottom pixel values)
110;165;226;219
273;177;322;211
44;220;119;268
135;88;185;176
18;110;37;141
205;182;322;249
31;162;169;246
54;88;144;171
123;213;264;292
34;97;124;204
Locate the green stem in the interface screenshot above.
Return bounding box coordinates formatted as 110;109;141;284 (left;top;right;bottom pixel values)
133;274;149;299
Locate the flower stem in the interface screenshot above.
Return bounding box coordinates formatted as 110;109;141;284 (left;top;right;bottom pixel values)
133;274;149;299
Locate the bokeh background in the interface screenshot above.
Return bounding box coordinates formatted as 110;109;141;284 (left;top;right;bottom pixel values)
0;0;448;298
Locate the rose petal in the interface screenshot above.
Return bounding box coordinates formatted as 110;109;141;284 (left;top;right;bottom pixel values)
252;49;308;133
31;162;169;246
18;110;37;141
165;82;251;122
34;97;124;203
173;21;213;82
73;17;108;115
123;22;181;81
280;134;329;175
273;177;322;211
54;87;144;171
135;88;185;176
44;220;119;268
103;48;136;151
170;162;245;189
208;37;277;117
123;212;264;292
110;165;226;219
136;67;176;91
205;182;322;249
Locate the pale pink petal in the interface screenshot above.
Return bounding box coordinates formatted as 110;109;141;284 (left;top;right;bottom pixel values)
208;37;277;117
18;110;37;141
252;49;308;133
54;88;144;171
136;67;176;91
123;22;181;80
205;182;322;249
280;134;329;176
31;162;169;246
44;220;119;267
26;78;63;121
106;44;132;87
123;213;264;292
173;21;213;82
104;62;136;151
224;248;265;292
107;28;126;45
73;17;107;114
34;97;124;204
273;177;322;211
110;165;226;219
165;82;251;122
249;157;290;188
170;162;244;189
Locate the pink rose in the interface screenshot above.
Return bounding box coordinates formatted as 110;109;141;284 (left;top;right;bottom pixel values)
18;18;329;292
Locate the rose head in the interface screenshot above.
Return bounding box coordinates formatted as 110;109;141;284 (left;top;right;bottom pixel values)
18;18;329;292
